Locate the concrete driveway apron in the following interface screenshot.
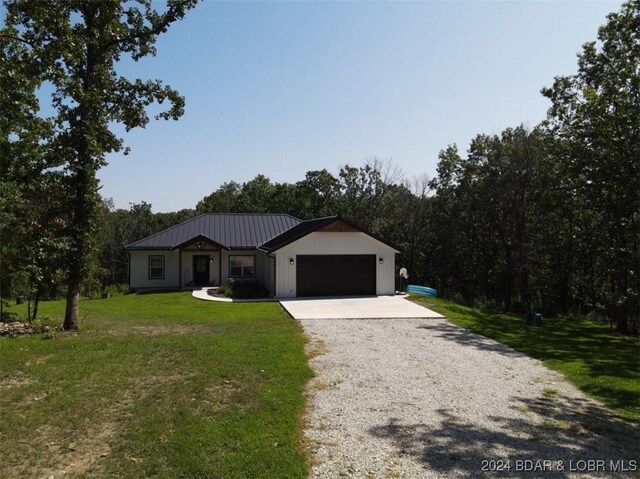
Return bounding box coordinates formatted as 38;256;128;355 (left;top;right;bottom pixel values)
279;295;444;320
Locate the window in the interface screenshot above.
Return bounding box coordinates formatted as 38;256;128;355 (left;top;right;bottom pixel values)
148;255;165;279
229;255;256;278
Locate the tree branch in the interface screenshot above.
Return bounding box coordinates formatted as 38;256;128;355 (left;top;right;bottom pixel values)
0;33;36;48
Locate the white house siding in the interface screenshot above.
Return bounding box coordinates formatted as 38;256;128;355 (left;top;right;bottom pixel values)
129;250;180;290
273;232;398;298
180;251;220;287
267;256;276;294
256;253;276;294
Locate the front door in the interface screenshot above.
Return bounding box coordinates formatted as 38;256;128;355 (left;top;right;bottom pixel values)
193;255;210;286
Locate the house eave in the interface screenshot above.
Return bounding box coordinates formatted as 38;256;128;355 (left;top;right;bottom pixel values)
259;216;402;254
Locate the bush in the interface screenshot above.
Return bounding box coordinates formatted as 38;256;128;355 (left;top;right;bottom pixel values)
232;282;271;299
102;283;129;296
1;310;19;323
217;281;271;300
84;282;130;299
218;283;233;298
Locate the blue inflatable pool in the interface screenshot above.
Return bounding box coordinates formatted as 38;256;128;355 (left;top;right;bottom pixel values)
406;284;438;297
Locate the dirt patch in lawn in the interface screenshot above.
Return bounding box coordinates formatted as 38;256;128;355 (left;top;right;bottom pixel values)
4;407;124;479
299;333;329;471
103;324;217;337
0;371;33;389
1;373;192;479
38;422;116;479
25;354;53;366
304;333;327;361
202;380;244;412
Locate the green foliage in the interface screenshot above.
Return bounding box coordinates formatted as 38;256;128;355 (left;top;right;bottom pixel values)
428;126;555;313
216;281;271;299
217;282;233;298
231;281;272;299
40;328;57;340
541;0;639;332
0;308;18;323
1;0;199;329
102;283;130;297
423;3;639;334
293;169;342;219
0;172;69;318
1;19;68;317
195;181;243;214
0;293;312;478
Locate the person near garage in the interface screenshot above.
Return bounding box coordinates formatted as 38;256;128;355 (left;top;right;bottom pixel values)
399;266;409;293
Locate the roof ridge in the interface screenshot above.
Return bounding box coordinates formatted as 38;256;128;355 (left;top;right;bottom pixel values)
126;213;302;250
300;215;338;223
197;212;301;219
126;214;206;247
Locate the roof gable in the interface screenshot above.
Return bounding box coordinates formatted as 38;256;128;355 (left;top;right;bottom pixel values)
125;214;301;250
175;235;224;251
259;216;401;253
316;219;359;232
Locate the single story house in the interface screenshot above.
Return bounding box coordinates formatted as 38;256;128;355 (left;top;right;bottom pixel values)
125;214;400;298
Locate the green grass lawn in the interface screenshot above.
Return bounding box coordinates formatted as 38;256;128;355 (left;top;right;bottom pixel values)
411;295;640;423
0;293;312;479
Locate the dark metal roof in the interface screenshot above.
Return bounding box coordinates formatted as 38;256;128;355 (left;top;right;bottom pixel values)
125;214;302;250
259;216;402;253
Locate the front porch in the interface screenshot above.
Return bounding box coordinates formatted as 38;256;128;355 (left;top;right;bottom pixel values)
178;236;222;289
177;236;275;293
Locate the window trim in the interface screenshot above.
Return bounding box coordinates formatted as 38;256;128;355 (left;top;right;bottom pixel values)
228;254;256;279
148;255;165;280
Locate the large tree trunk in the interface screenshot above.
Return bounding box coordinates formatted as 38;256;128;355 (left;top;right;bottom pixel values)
64;279;80;330
518;211;530;312
615;306;628;334
614;234;630;334
32;288;40;321
64;206;87;331
63;217;85;330
63;168;94;331
504;246;513;312
519;259;529;312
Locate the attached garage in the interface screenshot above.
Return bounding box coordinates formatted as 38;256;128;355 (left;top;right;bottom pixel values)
259;217;400;298
296;254;376;297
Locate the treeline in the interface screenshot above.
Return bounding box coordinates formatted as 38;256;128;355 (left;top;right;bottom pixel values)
95;159;431;293
2;2;638;333
95;0;640;334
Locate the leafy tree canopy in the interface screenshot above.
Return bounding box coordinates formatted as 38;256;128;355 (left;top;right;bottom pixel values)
1;0;198;329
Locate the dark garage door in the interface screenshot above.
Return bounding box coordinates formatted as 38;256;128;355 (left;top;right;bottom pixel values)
296;254;376;297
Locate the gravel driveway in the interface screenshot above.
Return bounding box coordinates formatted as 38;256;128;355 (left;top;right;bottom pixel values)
301;318;639;479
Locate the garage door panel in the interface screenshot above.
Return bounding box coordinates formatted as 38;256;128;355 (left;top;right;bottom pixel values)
296;254;375;297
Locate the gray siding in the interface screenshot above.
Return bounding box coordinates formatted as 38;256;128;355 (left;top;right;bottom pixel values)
130;250;180;290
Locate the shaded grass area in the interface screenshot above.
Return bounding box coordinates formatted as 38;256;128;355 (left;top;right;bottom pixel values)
1;293;312;478
411;295;640;423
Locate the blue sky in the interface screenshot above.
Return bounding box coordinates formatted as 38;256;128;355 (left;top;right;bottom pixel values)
45;2;627;211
